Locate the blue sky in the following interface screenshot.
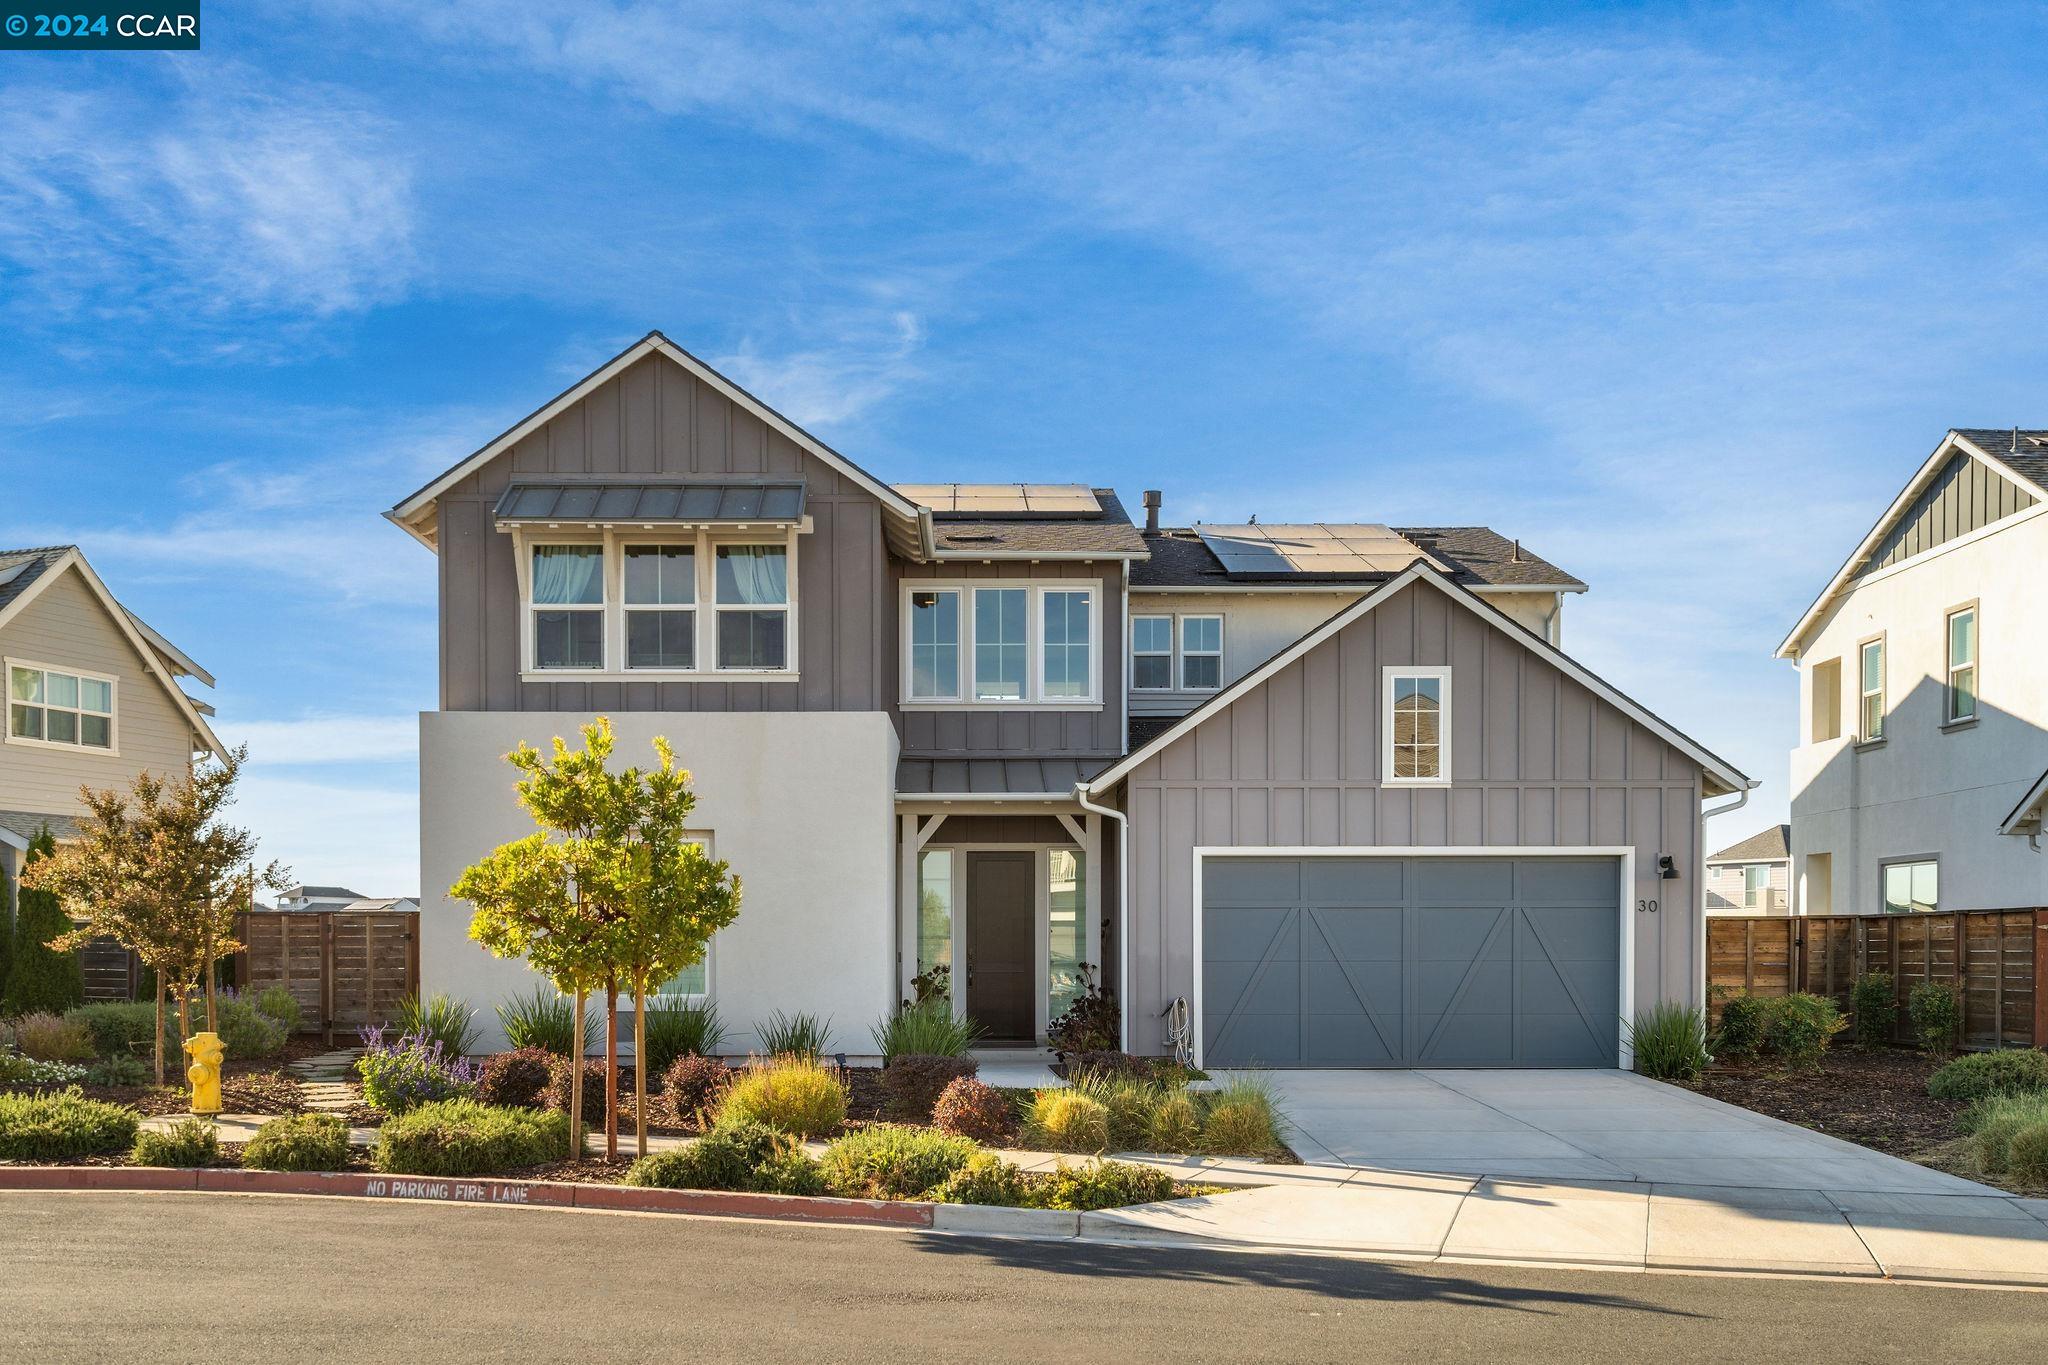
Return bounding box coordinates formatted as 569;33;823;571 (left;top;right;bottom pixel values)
3;2;2045;894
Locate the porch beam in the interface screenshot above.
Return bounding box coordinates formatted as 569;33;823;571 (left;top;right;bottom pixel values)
1053;812;1086;847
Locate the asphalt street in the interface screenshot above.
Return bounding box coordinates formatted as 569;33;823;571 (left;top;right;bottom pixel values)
2;1192;2043;1363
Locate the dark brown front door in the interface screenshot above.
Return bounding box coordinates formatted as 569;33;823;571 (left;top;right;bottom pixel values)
967;851;1035;1041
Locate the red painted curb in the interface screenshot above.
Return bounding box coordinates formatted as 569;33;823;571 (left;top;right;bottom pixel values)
0;1166;936;1229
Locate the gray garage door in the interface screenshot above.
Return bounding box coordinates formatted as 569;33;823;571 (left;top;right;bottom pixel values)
1201;857;1621;1068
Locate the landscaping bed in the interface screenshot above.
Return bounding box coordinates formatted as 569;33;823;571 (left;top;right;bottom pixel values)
1693;1044;1965;1159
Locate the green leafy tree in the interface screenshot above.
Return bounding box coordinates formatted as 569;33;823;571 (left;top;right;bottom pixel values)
0;850;17;1004
3;830;84;1016
452;718;742;1160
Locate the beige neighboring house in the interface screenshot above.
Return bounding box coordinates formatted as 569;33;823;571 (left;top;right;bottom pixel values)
1705;824;1791;916
0;545;221;892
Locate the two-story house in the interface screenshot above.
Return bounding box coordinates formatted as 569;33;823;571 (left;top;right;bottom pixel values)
1704;825;1792;916
389;333;1752;1067
1779;428;2048;919
0;545;222;894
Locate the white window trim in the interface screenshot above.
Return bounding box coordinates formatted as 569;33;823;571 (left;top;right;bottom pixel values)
1944;603;1977;727
1381;665;1452;786
1857;634;1885;744
620;539;700;673
1129;613;1173;692
1179;614;1223;692
903;586;965;703
517;527;800;683
898;580;1102;709
5;656;119;757
1879;855;1939;916
1742;863;1770;909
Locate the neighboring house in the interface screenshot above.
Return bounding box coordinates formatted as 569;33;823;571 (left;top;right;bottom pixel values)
389;332;1751;1067
1779;429;2048;919
0;545;221;894
273;884;368;912
1705;824;1791;915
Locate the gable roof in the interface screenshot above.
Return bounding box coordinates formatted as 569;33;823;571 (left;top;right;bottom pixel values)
1708;824;1791;863
1999;767;2048;838
386;331;934;558
1778;429;2048;658
1081;561;1751;799
1131;525;1583;591
0;547;223;756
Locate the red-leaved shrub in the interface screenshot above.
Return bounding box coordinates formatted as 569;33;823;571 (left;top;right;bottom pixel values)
930;1075;1015;1145
660;1052;731;1127
474;1048;555;1109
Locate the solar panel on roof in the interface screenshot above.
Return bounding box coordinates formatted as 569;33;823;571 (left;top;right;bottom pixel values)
1194;523;1428;578
891;483;1102;517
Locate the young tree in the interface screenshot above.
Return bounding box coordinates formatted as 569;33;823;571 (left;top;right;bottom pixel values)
451;718;741;1160
3;830;85;1017
25;749;287;1084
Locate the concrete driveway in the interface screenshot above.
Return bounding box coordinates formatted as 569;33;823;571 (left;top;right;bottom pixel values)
1260;1068;1995;1196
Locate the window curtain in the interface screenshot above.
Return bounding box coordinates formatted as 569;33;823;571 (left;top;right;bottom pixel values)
719;546;787;604
533;545;603;604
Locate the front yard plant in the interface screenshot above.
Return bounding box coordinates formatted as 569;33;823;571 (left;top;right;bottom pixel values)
2009;1124;2048;1187
212;995;289;1059
929;1151;1029;1206
929;1076;1015;1145
640;998;726;1076
357;1026;481;1112
496;986;595;1056
396;993;481;1058
1045;964;1119;1057
372;1099;571;1176
132;1117;220;1167
474;1048;556;1109
872;999;980;1061
1025;1088;1109;1152
624;1120;822;1195
756;1010;831;1061
659;1052;730;1127
1710;992;1843;1069
1909;981;1963;1056
1032;1158;1176;1211
1850;972;1897;1045
242;1113;351;1171
819;1124;978;1200
0;1052;88;1086
0;1087;139;1159
1962;1093;2048;1176
1199;1074;1287;1158
880;1054;977;1122
1146;1091;1202;1152
10;1011;94;1063
716;1056;847;1137
1626;1002;1710;1081
1928;1049;2048;1103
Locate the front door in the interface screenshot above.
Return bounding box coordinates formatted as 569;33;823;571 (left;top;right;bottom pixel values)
966;851;1035;1041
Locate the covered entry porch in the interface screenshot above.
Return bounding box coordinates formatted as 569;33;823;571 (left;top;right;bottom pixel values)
895;765;1110;1047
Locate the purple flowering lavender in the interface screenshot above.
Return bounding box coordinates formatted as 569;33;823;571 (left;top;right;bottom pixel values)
355;1026;481;1112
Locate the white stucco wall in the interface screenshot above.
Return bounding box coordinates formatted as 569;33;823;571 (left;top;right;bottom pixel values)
1789;506;2048;915
419;710;899;1056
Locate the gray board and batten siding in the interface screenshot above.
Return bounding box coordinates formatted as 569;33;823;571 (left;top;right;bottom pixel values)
1119;578;1704;1056
1856;449;2037;579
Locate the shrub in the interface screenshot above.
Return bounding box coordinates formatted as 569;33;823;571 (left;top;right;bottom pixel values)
474;1048;556;1109
659;1053;731;1127
2009;1123;2048;1188
1626;1003;1710;1082
64;1003;164;1060
641;998;726;1076
1025;1089;1109;1153
0;1052;87;1086
496;985;595;1056
1712;994;1770;1059
624;1120;822;1195
1032;1158;1175;1211
1068;1070;1172;1150
820;1124;979;1200
1966;1095;2048;1174
3;832;83;1016
1910;982;1963;1056
1146;1091;1203;1152
396;993;481;1057
1850;973;1896;1046
0;1087;139;1159
1928;1049;2048;1103
1046;965;1119;1056
882;1055;977;1123
717;1056;848;1137
1200;1074;1288;1158
84;1054;149;1087
373;1099;572;1176
756;1010;832;1061
356;1026;482;1113
871;1000;981;1061
930;1076;1015;1145
930;1151;1030;1206
133;1117;219;1167
242;1113;351;1171
1762;994;1845;1070
251;985;303;1034
214;997;289;1059
1060;1050;1151;1082
11;1011;94;1063
543;1056;616;1123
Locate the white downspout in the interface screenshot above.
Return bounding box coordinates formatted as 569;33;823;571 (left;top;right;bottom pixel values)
1699;781;1756;1009
1074;782;1133;1054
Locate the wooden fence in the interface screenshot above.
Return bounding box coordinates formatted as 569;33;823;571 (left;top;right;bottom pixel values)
233;910;420;1045
1708;910;2048;1050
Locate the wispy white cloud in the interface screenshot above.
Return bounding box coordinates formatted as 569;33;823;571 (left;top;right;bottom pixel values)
220;715;419;765
236;773;418;898
716;309;928;428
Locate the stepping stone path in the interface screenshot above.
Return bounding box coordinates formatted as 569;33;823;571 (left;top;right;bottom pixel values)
287;1049;362;1114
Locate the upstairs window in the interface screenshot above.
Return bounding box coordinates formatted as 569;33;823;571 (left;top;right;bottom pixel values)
1945;605;1977;724
714;545;789;671
624;545;695;670
902;582;1101;706
530;544;605;670
1810;657;1842;742
1742;864;1770;909
973;588;1028;701
1180;615;1222;690
9;663;115;750
1041;590;1093;699
1130;616;1172;690
1858;637;1885;742
1383;667;1451;784
907;589;961;700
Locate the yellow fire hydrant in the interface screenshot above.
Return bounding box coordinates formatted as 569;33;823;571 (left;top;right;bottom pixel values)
184;1031;224;1116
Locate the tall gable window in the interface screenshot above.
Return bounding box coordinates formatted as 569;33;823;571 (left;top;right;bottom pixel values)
1382;666;1451;784
625;545;695;670
714;545;789;671
901;581;1101;707
530;544;605;670
973;588;1028;701
8;662;115;751
1041;590;1093;699
1945;605;1976;725
1858;636;1885;742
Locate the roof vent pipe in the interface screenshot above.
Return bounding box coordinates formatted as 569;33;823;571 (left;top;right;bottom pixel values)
1142;489;1162;533
1509;538;1524;564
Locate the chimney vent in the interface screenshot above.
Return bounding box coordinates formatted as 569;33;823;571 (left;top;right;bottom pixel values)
1142;489;1162;533
1509;538;1524;564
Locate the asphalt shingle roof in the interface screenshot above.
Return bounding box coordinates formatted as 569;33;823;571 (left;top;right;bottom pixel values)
1952;429;2048;493
0;809;82;845
1130;526;1580;590
1707;824;1791;863
0;547;70;613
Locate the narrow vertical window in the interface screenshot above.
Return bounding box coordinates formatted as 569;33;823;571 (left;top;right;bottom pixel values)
1384;668;1451;782
1047;849;1085;1022
907;589;961;700
531;544;605;669
1180;615;1222;690
1743;864;1769;909
918;849;955;1001
653;835;714;995
715;544;789;670
1131;616;1172;690
973;588;1027;700
1859;638;1885;741
1945;606;1976;724
1041;590;1093;699
624;544;695;669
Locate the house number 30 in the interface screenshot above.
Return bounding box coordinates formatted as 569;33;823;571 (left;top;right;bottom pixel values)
1636;898;1659;914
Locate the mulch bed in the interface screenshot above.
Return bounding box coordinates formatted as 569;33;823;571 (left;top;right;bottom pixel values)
33;1069;309;1118
1691;1044;1966;1157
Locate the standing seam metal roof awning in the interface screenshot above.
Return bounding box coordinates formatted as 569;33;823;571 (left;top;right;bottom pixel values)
493;481;807;525
895;757;1108;799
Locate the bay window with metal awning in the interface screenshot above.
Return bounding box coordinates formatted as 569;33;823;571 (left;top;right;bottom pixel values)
495;479;809;681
